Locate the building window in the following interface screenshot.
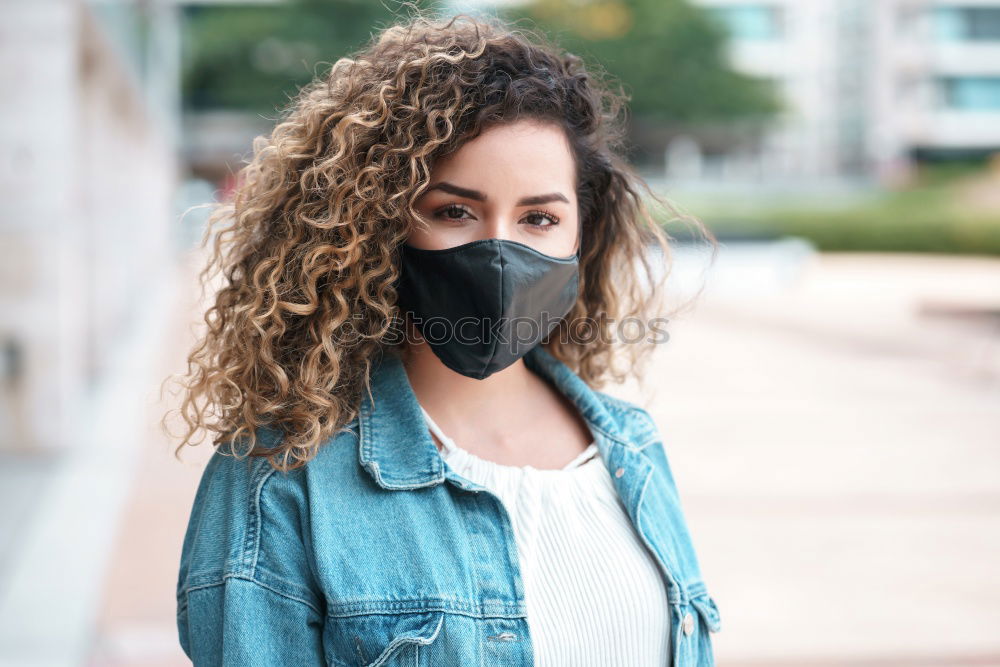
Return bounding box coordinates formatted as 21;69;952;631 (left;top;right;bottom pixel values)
932;7;1000;40
940;77;1000;109
706;5;784;41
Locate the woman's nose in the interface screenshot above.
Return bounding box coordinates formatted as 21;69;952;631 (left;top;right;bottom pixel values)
481;217;514;242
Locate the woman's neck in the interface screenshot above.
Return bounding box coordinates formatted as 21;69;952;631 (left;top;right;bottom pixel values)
397;323;594;467
400;336;538;424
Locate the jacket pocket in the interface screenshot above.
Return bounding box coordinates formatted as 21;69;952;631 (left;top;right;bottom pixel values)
324;610;445;667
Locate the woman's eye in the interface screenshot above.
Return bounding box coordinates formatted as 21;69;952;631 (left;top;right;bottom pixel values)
436;205;472;222
432;206;559;228
521;210;560;228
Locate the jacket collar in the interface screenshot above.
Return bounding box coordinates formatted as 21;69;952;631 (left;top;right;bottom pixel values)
357;345;635;491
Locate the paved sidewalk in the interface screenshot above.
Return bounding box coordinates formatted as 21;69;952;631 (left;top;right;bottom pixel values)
86;251;212;667
617;251;1000;666
87;247;1000;666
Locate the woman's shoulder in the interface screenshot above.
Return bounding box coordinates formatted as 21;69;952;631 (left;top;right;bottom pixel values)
176;422;361;604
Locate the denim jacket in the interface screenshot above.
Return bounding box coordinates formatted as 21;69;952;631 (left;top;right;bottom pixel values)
176;344;722;666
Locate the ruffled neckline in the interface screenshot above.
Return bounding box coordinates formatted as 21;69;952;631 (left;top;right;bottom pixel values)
419;404;602;477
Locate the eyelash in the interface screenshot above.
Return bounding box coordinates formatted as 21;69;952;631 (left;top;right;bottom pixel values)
433;204;561;229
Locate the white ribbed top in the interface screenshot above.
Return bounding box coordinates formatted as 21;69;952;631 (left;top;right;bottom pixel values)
419;405;671;666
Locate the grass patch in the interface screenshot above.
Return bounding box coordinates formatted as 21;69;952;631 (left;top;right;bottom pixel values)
657;163;1000;256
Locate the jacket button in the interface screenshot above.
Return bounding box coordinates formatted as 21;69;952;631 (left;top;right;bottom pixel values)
614;467;624;478
682;612;695;635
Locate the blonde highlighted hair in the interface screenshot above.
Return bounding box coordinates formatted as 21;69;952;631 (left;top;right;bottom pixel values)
164;9;716;472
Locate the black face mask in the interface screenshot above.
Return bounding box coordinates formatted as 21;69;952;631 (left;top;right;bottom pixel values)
394;237;581;380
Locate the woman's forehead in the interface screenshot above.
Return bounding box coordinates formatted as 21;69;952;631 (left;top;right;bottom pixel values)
426;122;576;197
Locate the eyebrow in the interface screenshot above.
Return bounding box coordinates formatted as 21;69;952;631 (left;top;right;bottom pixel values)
422;181;570;206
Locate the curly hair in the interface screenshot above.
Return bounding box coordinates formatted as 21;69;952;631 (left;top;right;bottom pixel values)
163;9;717;472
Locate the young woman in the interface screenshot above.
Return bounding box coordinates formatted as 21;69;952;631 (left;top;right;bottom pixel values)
170;11;721;667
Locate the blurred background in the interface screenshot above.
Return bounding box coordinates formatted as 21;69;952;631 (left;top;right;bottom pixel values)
0;0;998;665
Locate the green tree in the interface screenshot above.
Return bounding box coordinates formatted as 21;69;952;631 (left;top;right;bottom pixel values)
182;0;420;114
503;0;781;123
501;0;782;163
182;0;781;163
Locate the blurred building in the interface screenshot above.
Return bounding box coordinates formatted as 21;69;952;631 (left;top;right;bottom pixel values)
0;0;180;453
672;0;1000;185
0;3;184;662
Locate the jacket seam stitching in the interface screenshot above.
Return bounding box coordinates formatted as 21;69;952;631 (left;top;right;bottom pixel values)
326;607;524;620
245;460;277;578
636;464;684;604
254;564;324;610
248;467;327;611
587;413;649;452
179;573;323;616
